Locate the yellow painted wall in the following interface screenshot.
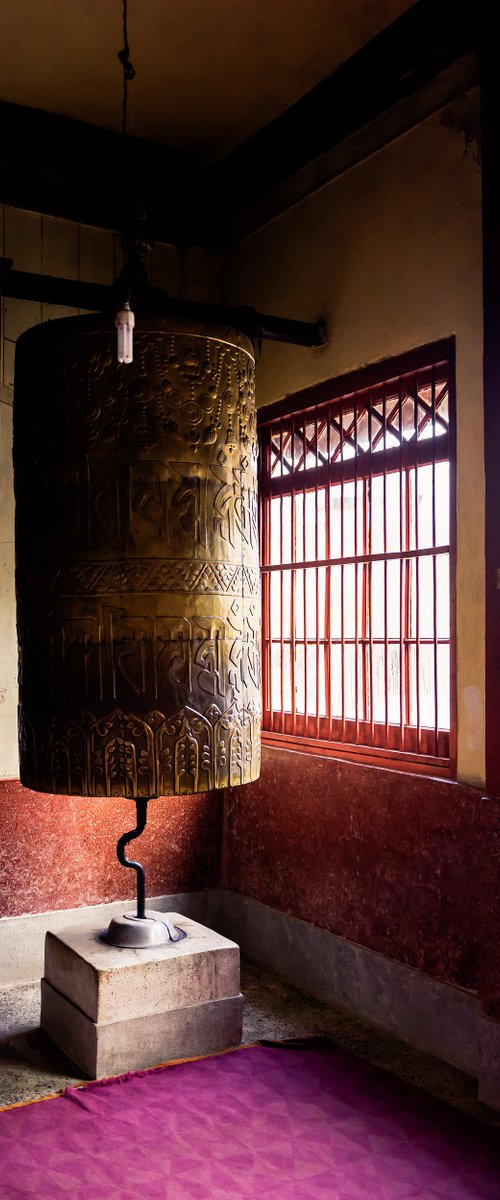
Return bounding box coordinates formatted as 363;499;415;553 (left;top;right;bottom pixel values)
224;99;484;785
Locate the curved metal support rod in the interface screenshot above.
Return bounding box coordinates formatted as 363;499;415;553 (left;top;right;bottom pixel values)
105;798;188;947
116;798;147;919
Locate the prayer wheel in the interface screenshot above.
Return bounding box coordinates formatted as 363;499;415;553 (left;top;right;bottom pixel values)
13;314;261;798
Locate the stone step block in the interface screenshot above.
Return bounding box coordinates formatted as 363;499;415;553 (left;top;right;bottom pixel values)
41;977;244;1078
44;912;240;1024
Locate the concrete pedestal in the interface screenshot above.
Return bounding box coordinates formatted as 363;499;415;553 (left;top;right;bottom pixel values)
40;912;243;1078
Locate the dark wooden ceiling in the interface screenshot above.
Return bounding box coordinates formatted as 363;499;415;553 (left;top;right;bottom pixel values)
0;0;481;248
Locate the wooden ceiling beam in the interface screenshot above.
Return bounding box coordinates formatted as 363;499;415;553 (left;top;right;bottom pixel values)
211;0;481;240
0;1;481;249
0;99;211;246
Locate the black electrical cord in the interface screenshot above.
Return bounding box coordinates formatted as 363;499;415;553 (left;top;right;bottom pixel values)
117;0;136;272
118;0;136;137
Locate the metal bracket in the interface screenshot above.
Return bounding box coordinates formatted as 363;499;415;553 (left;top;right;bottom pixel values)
0;256;328;348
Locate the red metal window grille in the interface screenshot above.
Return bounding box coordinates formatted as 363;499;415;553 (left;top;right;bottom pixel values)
258;341;456;772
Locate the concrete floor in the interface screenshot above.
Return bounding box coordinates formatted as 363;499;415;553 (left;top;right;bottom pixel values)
1;960;499;1126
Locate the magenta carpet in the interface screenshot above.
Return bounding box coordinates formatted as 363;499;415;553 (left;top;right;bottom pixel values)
0;1043;498;1199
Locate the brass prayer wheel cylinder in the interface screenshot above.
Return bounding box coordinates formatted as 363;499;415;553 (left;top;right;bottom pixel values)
14;314;261;797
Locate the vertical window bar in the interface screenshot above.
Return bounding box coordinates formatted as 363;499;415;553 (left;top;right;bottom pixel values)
354;397;360;743
269;423;279;728
404;467;412;738
340;399;346;742
291;414;297;737
302;419;308;734
448;358;457;771
260;427;271;722
368;397;374;745
431;366;439;754
398;377;405;752
414;374;421;751
326;405;333;742
279;429;285;732
362;477;369;725
383;382;389;746
315;413;320;736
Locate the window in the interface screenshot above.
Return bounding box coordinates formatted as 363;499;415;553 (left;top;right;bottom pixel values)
258;341;455;772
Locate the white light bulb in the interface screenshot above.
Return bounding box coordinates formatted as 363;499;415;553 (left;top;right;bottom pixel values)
115;301;135;364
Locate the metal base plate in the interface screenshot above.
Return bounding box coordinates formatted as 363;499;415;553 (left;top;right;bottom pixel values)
100;911;187;949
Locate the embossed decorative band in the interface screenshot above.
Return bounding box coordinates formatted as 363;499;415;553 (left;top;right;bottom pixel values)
19;560;261;598
19;701;261;797
14;314;261;797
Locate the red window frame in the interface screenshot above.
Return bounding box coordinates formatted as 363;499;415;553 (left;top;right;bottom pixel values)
258;339;456;775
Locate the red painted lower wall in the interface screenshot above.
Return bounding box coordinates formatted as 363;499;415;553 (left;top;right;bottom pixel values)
224;747;500;1016
0;780;222;918
3;751;500;1021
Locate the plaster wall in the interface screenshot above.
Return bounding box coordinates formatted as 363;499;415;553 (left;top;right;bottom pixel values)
0;780;222;918
0;206;222;913
223;747;500;1015
224;98;484;786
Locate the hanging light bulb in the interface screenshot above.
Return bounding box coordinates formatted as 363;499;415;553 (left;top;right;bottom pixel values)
115;298;135;363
